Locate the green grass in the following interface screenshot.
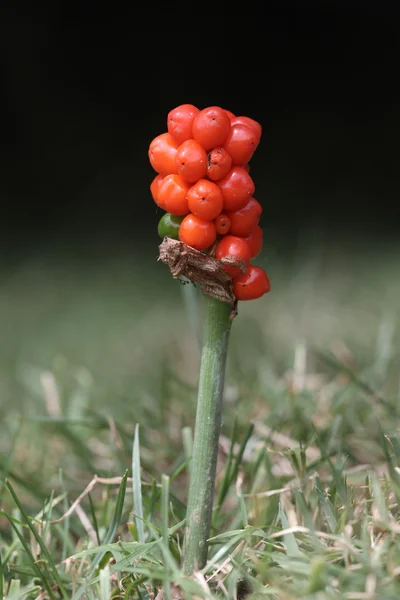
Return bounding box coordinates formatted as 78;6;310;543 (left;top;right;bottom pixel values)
1;235;400;599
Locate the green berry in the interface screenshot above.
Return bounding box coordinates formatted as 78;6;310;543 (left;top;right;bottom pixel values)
157;213;184;239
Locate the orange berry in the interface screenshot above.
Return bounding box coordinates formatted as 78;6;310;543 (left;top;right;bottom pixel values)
218;166;255;212
206;147;232;181
224;123;259;165
150;174;165;208
187;179;223;221
233;265;271;301
148;133;179;175
175;139;207;182
192;106;231;150
244;226;263;258
224;109;236;122
227;197;262;237
158;174;190;216
179;214;217;251
231;116;262;142
168;104;200;145
215;213;231;235
216;235;251;278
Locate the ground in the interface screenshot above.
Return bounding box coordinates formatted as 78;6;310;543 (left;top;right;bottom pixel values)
0;233;399;599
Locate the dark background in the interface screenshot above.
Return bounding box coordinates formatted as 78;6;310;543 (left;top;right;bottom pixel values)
0;1;399;260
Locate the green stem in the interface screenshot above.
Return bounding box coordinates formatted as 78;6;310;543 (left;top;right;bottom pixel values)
182;295;233;574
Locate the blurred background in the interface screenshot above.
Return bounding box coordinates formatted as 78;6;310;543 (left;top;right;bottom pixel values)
0;1;399;495
1;1;399;254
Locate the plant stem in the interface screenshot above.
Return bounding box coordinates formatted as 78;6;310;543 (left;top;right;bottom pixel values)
182;295;233;574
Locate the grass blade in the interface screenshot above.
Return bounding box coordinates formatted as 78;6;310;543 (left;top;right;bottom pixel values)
58;470;71;561
315;478;338;533
1;509;55;599
279;503;302;557
72;470;128;599
161;474;170;551
99;566;111;600
370;472;389;524
216;418;238;512
161;474;171;600
133;424;145;543
0;551;4;599
7;579;20;597
0;420;23;502
88;492;101;545
74;540;158;560
92;469;128;561
5;480;69;599
215;421;254;517
149;477;158;535
228;423;254;493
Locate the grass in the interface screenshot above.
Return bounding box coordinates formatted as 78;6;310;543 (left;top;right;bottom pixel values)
1;233;400;599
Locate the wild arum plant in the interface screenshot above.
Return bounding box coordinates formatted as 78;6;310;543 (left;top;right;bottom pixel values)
153;104;270;575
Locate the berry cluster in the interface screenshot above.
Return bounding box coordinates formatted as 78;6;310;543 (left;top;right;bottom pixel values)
149;104;270;301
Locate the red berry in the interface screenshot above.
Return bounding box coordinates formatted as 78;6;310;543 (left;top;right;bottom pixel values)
187;179;223;221
244;225;263;258
148;133;179;175
231;116;262;143
192;106;231;150
206;147;232;181
227;197;262;237
179;214;217;251
233;265;271;301
150;174;165;208
158;174;190;216
224;123;259;165
215;213;231;235
218;166;255;212
168;104;200;145
175;139;207;182
216;235;251;278
224;109;236;122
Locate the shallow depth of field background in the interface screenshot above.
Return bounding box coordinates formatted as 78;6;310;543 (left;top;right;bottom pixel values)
0;0;399;522
0;3;400;598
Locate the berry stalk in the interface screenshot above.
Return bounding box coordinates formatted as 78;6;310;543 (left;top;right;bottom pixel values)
182;295;233;574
